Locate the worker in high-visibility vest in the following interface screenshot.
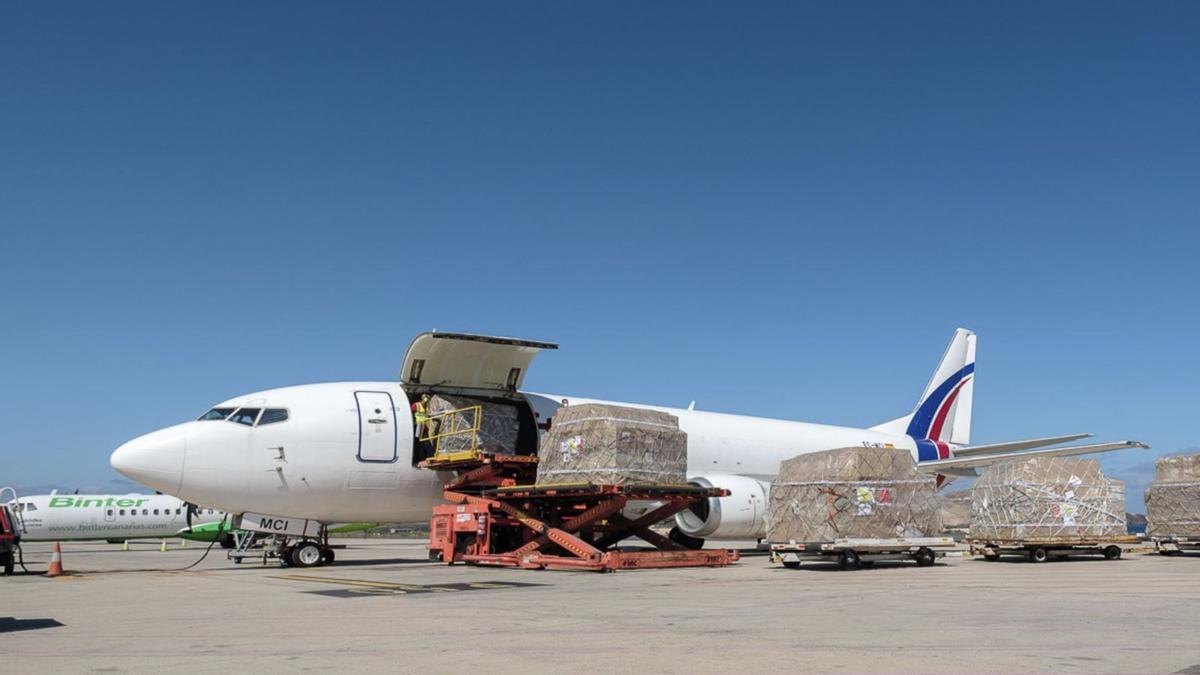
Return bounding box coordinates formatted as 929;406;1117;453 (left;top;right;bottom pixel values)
412;395;430;438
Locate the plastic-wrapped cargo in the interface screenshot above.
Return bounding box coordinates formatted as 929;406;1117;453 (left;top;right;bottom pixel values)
970;457;1126;541
765;447;943;543
426;394;520;454
1145;453;1200;538
535;403;687;485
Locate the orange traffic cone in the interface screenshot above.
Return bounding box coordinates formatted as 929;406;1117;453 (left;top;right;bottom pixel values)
47;542;64;577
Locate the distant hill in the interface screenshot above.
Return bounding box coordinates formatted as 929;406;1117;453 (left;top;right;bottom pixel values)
4;478;151;497
1127;512;1147;534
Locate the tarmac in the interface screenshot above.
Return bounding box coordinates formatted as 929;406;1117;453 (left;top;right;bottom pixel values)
2;539;1198;674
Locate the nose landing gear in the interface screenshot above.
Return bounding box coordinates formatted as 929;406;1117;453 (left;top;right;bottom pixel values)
229;526;336;568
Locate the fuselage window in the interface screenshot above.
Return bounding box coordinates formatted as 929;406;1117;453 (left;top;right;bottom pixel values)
107;509;114;516
153;509;159;515
258;408;289;426
142;509;149;515
229;408;262;426
129;509;135;516
199;407;236;421
175;508;181;515
119;509;126;516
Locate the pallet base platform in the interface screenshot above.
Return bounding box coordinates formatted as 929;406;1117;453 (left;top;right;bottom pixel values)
769;537;961;570
970;536;1139;562
1153;536;1200;555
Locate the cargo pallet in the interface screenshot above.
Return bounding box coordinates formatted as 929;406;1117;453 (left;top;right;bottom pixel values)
1153;536;1200;555
769;537;961;570
970;535;1139;562
420;453;739;572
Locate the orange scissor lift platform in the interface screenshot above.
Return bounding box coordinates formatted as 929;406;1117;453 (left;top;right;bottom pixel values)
418;453;739;572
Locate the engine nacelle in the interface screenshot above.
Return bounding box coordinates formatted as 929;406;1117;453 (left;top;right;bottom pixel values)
674;474;770;540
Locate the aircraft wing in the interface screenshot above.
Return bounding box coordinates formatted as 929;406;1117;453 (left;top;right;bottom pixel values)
919;440;1149;473
949;433;1093;457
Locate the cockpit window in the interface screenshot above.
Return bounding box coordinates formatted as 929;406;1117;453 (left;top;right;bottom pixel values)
258;408;289;426
22;502;37;512
228;408;262;426
199;407;236;421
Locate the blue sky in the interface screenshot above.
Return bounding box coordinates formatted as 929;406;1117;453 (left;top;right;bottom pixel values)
2;3;1197;509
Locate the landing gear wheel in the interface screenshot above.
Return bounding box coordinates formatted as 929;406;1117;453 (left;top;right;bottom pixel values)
983;551;1000;561
220;534;236;549
838;550;861;570
1029;547;1049;563
290;542;324;568
668;527;705;551
782;560;801;569
1103;545;1122;560
915;547;935;567
322;547;336;565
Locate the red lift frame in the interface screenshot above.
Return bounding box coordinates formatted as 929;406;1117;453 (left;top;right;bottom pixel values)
421;455;739;572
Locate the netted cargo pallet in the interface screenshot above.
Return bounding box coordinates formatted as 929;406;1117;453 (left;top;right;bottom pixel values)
1145;453;1200;540
536;403;687;486
765;447;943;543
970;457;1126;541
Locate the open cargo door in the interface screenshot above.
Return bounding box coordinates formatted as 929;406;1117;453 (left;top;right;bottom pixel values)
400;332;558;395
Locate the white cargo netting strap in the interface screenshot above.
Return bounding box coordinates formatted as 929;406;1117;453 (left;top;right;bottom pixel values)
552;416;680;431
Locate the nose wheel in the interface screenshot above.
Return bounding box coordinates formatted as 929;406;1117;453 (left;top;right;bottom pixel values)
288;541;325;568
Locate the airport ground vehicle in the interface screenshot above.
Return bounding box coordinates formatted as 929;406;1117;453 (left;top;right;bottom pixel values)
1;504;20;575
971;535;1139;562
423;453;738;572
769;537;961;570
1153;536;1200;556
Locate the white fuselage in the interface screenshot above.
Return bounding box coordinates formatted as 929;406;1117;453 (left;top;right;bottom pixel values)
111;382;921;523
8;494;224;541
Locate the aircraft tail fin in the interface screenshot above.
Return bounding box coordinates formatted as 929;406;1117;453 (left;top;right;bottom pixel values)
870;328;976;444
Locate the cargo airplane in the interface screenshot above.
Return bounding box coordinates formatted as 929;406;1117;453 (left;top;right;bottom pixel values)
111;329;1147;561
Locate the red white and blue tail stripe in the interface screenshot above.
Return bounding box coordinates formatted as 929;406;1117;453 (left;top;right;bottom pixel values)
869;328;977;465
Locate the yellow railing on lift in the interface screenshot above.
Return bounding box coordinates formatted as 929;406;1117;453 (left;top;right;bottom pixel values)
420;405;483;460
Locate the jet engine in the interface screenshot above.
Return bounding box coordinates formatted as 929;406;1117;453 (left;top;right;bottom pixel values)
673;474;770;541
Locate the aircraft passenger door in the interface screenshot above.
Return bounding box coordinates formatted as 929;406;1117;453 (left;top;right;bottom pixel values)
355;391;398;462
104;505;116;522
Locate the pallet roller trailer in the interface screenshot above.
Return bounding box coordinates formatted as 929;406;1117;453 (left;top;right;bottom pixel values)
1153;536;1200;556
970;535;1140;562
769;537;962;570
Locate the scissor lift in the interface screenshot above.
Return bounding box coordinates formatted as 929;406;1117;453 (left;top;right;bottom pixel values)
419;453;738;572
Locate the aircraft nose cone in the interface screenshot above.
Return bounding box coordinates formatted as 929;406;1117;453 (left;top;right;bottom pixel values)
111;427;187;495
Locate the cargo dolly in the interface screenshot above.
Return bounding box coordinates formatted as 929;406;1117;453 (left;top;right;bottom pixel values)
1153;535;1200;556
420;453;739;572
769;537;961;570
970;535;1139;562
